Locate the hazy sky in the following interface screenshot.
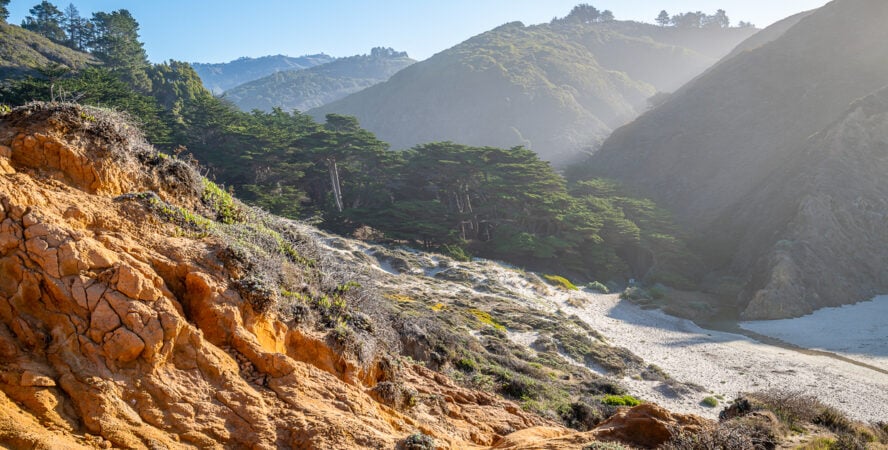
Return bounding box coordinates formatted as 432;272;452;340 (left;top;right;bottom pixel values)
8;0;831;63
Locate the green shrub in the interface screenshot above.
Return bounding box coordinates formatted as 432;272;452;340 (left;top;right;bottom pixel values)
587;281;609;294
441;244;471;262
202;179;244;224
455;357;477;372
620;286;650;301
544;274;578;290
602;395;641;407
702;396;719;407
469;309;506;332
648;286;666;300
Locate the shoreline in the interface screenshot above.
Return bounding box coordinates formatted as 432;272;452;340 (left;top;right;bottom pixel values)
560;293;888;422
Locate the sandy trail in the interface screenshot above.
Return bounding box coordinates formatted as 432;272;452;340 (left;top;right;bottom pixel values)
561;293;888;423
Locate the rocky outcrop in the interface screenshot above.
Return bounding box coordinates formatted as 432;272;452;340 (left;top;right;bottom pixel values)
727;87;888;318
0;104;555;449
492;404;712;449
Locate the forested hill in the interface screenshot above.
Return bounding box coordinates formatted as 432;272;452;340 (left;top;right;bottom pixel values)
224;48;415;112
309;7;757;165
0;7;697;288
191;54;335;94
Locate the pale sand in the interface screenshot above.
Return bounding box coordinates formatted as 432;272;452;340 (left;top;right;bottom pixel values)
561;294;888;423
741;296;888;372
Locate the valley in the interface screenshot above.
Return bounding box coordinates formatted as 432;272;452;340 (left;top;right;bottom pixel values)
2;0;888;448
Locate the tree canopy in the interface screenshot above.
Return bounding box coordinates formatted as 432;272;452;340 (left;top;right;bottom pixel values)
21;1;66;41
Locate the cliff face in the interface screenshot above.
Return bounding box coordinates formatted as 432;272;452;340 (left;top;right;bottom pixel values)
0;103;711;449
583;0;888;318
723;88;888;319
0;104;551;449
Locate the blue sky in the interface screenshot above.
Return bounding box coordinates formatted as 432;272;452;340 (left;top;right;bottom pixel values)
7;0;831;63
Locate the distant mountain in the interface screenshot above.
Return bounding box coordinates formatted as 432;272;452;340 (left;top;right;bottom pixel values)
191;54;334;94
309;19;757;164
0;22;96;77
225;48;415;112
581;0;888;319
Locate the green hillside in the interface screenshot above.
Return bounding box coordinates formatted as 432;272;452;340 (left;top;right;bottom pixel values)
225;48;415;112
0;22;96;77
310;18;757;164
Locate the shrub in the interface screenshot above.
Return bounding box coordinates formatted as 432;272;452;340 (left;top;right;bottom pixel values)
559;401;606;431
813;406;853;434
469;309;506;332
440;244;471;262
401;433;434;450
455;357;477;372
702;396;719;407
587;281;610;294
647;286;666;300
543;274;579;290
602;395;641;407
202;180;244;224
620;286;651;301
583;443;629;450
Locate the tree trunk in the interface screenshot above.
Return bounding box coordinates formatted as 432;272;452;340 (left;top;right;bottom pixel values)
327;157;343;213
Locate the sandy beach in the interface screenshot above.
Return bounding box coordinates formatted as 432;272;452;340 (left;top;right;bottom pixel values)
560;293;888;423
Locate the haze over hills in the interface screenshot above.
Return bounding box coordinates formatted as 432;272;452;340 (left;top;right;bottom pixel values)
581;0;888;319
309;14;757;164
224;47;415;113
191;53;334;94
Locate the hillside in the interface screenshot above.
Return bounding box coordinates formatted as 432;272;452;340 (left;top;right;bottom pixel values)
0;22;97;77
309;20;756;164
225;48;415;112
191;54;334;94
0;102;731;449
2;102;884;448
581;0;888;318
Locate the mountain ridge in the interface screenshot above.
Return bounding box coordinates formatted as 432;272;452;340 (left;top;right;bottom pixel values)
224;48;415;112
309;19;757;164
191;53;335;94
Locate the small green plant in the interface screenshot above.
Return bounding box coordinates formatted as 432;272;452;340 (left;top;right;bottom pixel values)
587;281;610;294
702;396;719;407
202;180;243;224
602;395;641;407
455;357;478;372
468;309;506;332
0;104;11;115
647;286;666;299
543;274;578;291
441;243;471;262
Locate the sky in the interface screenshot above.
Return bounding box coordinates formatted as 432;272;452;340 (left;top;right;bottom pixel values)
7;0;832;63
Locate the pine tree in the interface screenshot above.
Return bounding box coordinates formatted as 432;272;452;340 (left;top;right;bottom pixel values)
0;0;11;22
656;10;670;27
62;3;90;50
21;1;66;41
90;10;152;92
